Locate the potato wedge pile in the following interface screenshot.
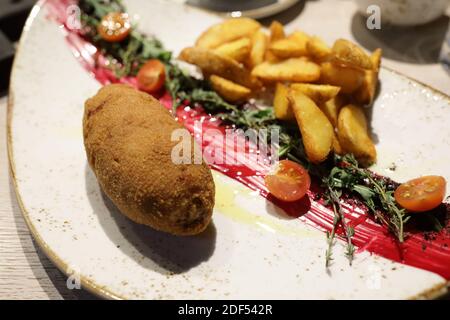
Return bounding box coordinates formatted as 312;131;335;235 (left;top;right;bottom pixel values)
179;18;382;166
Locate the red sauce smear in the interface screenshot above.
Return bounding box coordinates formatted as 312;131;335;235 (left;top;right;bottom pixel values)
45;0;450;279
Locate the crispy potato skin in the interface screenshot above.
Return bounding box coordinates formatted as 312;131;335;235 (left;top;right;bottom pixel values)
337;104;377;166
320;62;364;94
307;36;331;61
355;48;383;105
290;83;340;105
269;21;285;42
83;84;215;236
248;30;268;68
195;18;260;49
213;38;251;63
289;90;334;163
319;94;347;127
331;39;373;70
210;75;251;102
269;31;309;59
252;58;320;83
274;83;295;121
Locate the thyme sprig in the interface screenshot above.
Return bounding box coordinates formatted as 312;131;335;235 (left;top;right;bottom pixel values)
329;154;409;240
322;154;412;266
324;185;355;267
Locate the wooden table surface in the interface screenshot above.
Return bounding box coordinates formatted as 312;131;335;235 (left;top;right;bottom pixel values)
0;0;449;299
0;96;97;299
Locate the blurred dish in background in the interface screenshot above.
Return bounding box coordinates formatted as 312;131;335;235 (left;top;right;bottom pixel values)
440;25;450;72
356;0;449;26
186;0;299;18
0;0;36;93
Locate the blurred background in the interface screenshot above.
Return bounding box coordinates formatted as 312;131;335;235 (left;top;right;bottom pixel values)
1;0;449;94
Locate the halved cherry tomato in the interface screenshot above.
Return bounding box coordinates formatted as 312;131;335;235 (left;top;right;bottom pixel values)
98;12;131;42
394;175;446;212
137;59;166;93
265;160;311;202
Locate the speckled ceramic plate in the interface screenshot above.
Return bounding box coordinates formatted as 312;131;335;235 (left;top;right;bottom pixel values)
8;0;450;299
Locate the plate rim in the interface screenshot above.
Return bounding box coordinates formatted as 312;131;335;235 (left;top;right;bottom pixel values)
188;0;300;19
6;0;450;300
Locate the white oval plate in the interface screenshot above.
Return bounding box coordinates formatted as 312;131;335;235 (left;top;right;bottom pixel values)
8;0;450;299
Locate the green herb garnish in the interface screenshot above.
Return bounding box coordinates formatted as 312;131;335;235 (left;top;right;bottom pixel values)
79;0;171;77
322;154;410;266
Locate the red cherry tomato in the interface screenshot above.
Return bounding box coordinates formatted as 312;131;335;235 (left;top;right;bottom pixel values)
394;175;446;212
98;12;131;42
265;160;311;202
136;59;166;93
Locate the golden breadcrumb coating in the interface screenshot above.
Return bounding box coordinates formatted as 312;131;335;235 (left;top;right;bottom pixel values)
83;84;214;235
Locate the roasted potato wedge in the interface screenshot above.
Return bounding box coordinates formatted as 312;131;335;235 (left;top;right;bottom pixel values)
291;31;310;44
290;83;340;105
264;50;280;63
213;37;251;63
248;30;268;68
320;62;364;94
289;90;334;163
252;58;320;83
179;47;261;89
354;71;377;105
355;48;382;105
269;31;309;59
195;18;260;49
331;39;373;70
274;83;295;121
371;48;382;73
210;75;251;102
269;20;285;42
319;94;347;127
332;133;344;155
307;36;332;61
337;104;377;165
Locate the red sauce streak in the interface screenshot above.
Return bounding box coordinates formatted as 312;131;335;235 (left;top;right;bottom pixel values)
45;0;450;279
